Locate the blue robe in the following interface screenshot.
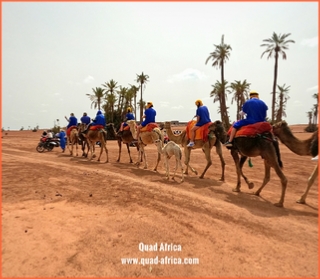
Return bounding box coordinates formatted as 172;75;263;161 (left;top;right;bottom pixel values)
58;131;66;150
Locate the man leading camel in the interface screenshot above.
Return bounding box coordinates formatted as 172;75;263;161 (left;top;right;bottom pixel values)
186;99;211;148
224;91;268;147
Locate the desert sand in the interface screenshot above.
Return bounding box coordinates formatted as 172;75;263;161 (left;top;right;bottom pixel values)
1;124;318;277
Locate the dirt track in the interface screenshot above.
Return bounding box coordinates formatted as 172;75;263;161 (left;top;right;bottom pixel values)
1;127;318;277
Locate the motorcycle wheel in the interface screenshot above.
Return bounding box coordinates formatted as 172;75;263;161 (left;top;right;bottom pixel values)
36;145;45;153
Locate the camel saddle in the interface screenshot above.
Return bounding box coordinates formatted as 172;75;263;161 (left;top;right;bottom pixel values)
123;125;130;131
89;125;104;131
141;123;158;132
228;122;272;138
186;120;212;142
67;125;77;136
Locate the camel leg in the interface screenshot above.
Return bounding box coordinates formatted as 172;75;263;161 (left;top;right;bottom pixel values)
215;142;226;181
231;149;243;192
126;143;133;163
182;146;198;175
199;145;212;179
254;160;287;207
179;158;184;182
166;157;170;180
88;141;94;161
142;147;148;169
116;139;122;162
103;141;109;163
239;156;254;189
297;165;318;204
253;161;271;197
75;142;78;156
153;151;161;171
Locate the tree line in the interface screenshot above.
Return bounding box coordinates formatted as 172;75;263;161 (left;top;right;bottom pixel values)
86;32;317;132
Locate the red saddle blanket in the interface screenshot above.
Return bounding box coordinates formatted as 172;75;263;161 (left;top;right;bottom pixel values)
141;123;158;132
89;125;104;131
186;120;212;142
227;122;272;137
67;126;77;136
123;125;130;131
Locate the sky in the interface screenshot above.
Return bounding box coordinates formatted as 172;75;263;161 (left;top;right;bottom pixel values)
2;1;318;130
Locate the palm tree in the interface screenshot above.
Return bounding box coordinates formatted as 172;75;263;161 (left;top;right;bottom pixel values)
210;80;230;125
312;93;318;125
205;34;232;126
86;87;105;110
117;86;128;114
307;111;313;126
128;84;140;117
261;32;295;123
275;84;290;122
102;79;119;122
136;72;149;122
229;80;251;120
104;93;117;123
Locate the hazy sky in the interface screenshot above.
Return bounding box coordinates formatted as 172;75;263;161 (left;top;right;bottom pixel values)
2;1;318;130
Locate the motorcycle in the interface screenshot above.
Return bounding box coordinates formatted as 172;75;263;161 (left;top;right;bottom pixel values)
36;137;60;153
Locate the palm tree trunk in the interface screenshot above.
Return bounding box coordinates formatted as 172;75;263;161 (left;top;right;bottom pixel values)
140;85;143;122
272;53;279;123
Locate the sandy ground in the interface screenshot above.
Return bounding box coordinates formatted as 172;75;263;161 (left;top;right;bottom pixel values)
1;125;318;278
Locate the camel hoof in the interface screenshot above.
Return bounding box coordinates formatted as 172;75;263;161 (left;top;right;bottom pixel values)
274;202;283;207
253;191;260;196
232;188;240;192
248;182;254;189
143;166;148;169
296;199;306;204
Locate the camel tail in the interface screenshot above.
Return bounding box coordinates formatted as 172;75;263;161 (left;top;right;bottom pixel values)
273;138;283;169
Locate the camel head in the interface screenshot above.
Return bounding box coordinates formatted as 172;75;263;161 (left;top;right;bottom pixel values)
208;120;227;143
272;120;289;137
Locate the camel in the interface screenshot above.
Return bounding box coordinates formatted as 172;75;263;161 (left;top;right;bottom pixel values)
273;121;318;204
127;120;163;171
154;139;184;182
105;122;140;163
84;127;108;163
66;127;79;156
164;120;226;180
226;123;287;207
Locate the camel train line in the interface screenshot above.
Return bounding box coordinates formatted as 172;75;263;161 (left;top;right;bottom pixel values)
63;120;317;208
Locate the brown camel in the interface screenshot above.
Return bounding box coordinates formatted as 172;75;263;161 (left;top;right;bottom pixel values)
84;127;108;163
227;124;287;207
67;127;79;156
127;120;163;171
273;121;318;204
105;122;140;163
164;120;226;180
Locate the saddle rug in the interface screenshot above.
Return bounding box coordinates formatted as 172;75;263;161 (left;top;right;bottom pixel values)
228;121;272;137
89;125;104;131
67;126;77;136
186;120;212;142
141;123;158;132
123;125;130;131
